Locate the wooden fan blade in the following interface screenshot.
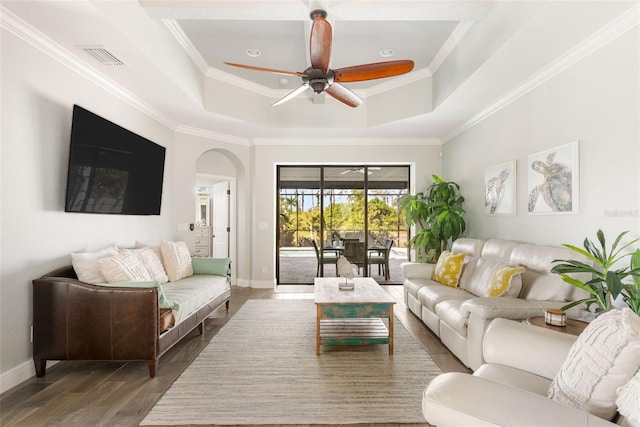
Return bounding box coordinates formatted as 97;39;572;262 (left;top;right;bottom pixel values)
309;17;332;74
272;84;309;106
325;83;362;108
333;60;414;82
224;62;307;77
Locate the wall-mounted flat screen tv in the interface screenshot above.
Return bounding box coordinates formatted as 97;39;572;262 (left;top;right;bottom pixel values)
65;105;166;215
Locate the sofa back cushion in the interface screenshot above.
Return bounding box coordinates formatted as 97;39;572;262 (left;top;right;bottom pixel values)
509;244;590;302
451;238;485;289
461;258;524;298
480;239;521;261
459;240;519;297
451;238;485;258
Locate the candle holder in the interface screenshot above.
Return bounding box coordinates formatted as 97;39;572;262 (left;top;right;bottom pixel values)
545;308;567;326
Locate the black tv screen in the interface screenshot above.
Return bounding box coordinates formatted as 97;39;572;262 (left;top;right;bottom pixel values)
65;105;166;215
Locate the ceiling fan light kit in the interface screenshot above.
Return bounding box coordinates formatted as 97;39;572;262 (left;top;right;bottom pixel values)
224;10;414;108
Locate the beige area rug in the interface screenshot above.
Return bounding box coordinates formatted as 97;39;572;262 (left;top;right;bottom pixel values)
141;299;441;425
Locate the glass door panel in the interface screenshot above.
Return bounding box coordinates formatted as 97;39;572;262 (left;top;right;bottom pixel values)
277;166;321;284
324;167;366;275
277;165;410;285
366;166;409;283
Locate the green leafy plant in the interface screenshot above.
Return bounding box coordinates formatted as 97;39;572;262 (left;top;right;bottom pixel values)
623;249;640;314
399;175;466;262
551;230;640;315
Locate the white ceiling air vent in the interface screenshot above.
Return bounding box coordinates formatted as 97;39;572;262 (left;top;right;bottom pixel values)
80;46;125;66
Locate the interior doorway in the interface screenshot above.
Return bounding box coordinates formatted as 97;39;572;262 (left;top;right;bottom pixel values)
195;149;238;279
276;165;409;285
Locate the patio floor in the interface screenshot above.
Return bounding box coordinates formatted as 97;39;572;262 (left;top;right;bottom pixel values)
278;247;408;285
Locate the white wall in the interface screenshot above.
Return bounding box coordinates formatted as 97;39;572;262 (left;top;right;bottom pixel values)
0;30;175;391
442;29;639;246
250;143;442;287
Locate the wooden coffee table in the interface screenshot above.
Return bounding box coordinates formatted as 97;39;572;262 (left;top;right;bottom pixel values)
314;277;396;355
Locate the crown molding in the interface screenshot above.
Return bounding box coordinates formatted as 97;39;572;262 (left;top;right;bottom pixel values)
428;20;474;74
0;6;177;131
251;137;440;146
443;4;640;143
162;19;209;74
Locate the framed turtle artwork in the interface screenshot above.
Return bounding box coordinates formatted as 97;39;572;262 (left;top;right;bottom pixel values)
485;161;516;215
527;141;579;214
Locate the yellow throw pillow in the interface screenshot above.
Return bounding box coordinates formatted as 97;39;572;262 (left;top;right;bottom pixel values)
487;264;525;297
432;251;466;287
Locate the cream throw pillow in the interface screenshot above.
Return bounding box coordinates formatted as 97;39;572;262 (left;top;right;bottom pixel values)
160;240;193;282
135;241;163;262
432;251;466;287
617;368;640;427
123;247;169;284
486;264;525;297
98;250;153;283
71;244;118;284
548;308;640;420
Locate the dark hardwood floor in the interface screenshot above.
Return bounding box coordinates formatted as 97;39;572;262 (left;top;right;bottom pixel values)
0;285;469;427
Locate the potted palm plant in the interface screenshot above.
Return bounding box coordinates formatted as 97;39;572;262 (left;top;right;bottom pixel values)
551;229;640;315
399;175;466;262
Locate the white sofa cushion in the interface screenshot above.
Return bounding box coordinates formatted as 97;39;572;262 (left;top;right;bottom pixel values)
510;243;590;301
162;274;229;325
423;372;615;427
417;283;472;311
548;308;640;420
475;363;552;397
435;299;467;336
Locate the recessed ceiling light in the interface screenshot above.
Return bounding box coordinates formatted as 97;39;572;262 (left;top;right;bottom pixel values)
379;48;395;58
246;49;261;58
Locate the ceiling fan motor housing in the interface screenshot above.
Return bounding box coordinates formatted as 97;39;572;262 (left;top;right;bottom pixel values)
309;9;328;20
303;68;334;94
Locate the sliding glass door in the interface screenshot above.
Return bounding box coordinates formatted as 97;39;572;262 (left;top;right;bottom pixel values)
277;165;409;285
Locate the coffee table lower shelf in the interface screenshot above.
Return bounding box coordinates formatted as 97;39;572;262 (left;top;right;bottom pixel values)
318;318;390;347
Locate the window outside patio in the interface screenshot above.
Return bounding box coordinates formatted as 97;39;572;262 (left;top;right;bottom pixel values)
277;165;410;285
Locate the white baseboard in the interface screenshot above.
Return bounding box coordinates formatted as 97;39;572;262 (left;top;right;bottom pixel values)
1;360;33;394
1;359;59;394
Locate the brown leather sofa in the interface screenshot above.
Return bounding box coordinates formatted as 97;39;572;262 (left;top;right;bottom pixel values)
32;265;230;378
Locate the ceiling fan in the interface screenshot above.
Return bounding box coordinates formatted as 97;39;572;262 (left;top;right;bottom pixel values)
224;10;414;108
340;167;381;175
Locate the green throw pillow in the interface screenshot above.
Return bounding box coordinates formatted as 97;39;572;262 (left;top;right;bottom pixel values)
191;257;231;277
95;280;173;309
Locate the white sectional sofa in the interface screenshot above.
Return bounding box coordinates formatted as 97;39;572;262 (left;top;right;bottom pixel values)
423;313;640;427
402;238;592;370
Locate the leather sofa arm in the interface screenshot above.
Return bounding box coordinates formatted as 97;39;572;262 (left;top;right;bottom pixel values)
401;262;435;279
461;297;570;321
32;276;159;376
482;318;577;380
423;372;615;427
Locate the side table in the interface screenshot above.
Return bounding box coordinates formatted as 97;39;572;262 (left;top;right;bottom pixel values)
525;316;589;336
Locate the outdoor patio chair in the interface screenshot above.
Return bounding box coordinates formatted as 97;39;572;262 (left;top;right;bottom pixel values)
311;239;339;277
368;239;393;280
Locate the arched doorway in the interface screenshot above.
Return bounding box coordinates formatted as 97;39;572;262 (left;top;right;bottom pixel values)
195;149;238;264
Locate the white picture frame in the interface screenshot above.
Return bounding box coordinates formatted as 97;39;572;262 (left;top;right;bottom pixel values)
527;141;579;214
484;160;516;215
